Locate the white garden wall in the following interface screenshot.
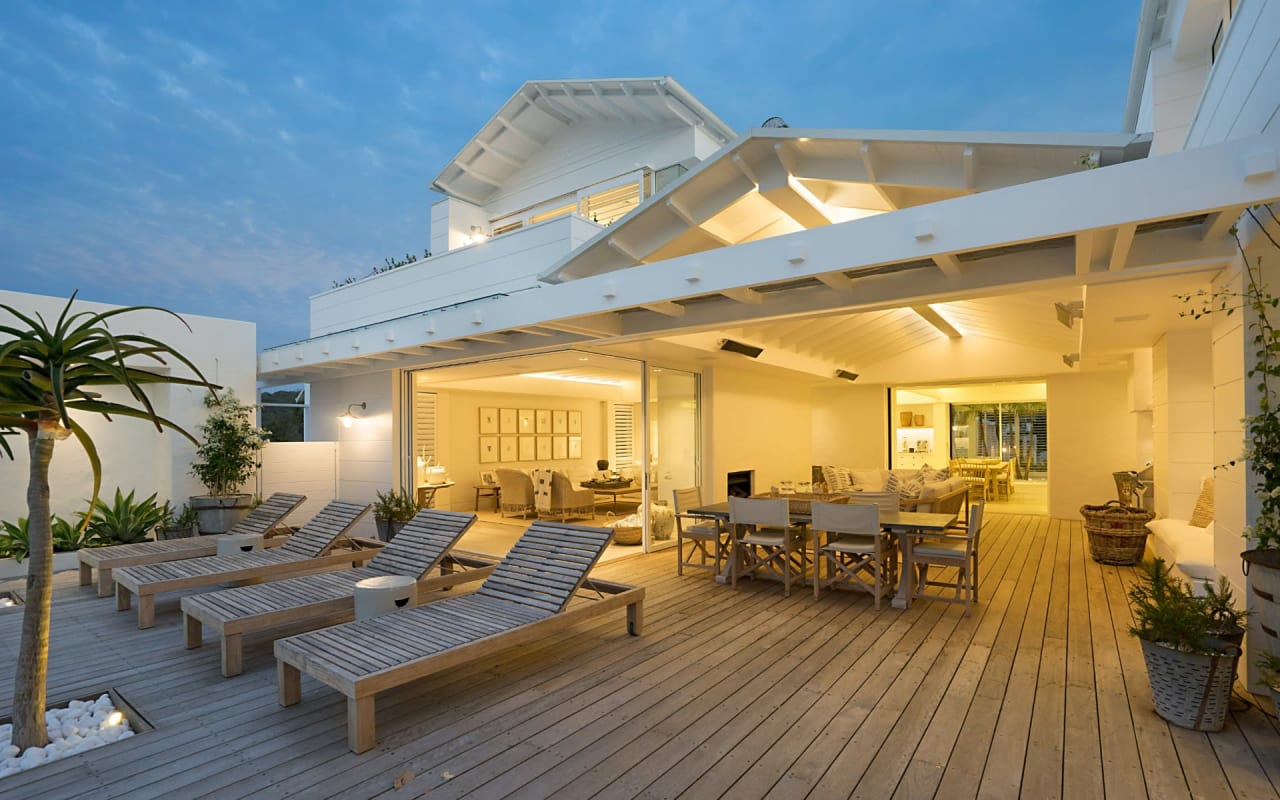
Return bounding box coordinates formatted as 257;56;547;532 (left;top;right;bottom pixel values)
0;290;255;525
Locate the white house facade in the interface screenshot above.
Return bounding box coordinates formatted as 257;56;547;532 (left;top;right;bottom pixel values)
258;1;1280;680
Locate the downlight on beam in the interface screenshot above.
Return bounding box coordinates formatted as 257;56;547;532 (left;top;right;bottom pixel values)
834;370;859;382
1062;353;1080;367
718;339;763;358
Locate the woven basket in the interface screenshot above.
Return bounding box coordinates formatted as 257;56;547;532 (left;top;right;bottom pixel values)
1080;500;1155;565
1139;639;1240;731
605;512;642;546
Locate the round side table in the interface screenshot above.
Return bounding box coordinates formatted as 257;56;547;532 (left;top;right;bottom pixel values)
354;575;417;620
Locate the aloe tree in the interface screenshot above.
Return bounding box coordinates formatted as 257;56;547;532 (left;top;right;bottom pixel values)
0;295;213;749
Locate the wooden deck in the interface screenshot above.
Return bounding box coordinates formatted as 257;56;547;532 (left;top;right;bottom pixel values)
1;512;1278;798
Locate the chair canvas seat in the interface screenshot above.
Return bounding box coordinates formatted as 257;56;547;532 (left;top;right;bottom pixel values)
824;533;879;554
913;540;967;558
740;528;801;547
730;497;808;597
811;502;894;608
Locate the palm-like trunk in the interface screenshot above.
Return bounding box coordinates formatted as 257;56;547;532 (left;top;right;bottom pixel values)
12;428;54;749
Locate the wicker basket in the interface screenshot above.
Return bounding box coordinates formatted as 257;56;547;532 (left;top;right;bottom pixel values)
1139;639;1240;731
1080;500;1155;565
605;512;642;546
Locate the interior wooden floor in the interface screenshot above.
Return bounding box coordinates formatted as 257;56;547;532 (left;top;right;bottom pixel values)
1;511;1277;799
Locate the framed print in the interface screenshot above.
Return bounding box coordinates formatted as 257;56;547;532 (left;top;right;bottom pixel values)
552;410;567;434
553;436;568;460
499;408;517;434
499;436;517;462
480;470;498;486
567;410;582;434
478;407;499;434
568;435;582;459
535;409;551;433
518;408;535;433
536;436;552;460
518;436;535;461
478;436;498;463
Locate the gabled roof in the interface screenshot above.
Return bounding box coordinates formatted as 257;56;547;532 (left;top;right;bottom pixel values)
430;77;736;206
540;128;1153;283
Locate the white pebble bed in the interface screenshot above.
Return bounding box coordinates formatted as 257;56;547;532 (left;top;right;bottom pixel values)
0;693;133;779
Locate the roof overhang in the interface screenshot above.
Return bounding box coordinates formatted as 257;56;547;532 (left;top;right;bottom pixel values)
260;132;1279;385
430;77;736;205
539;128;1152;283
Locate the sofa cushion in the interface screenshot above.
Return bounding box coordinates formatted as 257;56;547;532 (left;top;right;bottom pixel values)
850;469;886;490
901;475;925;499
1146;518;1215;583
884;472;903;495
821;466;848;492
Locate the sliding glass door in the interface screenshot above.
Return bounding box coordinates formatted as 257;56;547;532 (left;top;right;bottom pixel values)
644;366;700;550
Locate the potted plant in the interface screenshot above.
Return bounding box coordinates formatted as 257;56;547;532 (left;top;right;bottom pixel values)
1201;575;1249;646
1258;651;1280;715
1129;558;1242;731
373;488;417;541
189;389;270;534
155;501;198;540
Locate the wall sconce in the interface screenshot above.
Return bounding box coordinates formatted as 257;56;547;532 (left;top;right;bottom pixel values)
1054;301;1084;329
464;225;488;245
338;402;366;428
1062;353;1080;368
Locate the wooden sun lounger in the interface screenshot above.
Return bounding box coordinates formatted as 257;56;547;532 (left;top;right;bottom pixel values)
114;500;374;629
181;509;497;677
274;521;645;753
78;492;307;597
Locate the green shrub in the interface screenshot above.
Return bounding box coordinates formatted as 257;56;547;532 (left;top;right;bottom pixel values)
1128;558;1217;654
0;518;31;562
373;488;417;523
81;488;164;545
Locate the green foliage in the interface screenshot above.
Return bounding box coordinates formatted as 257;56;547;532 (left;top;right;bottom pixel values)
51;514;95;552
157;500;198;529
1200;574;1249;633
1258;650;1280;690
331;249;432;288
260;388;305;442
1128;558;1218;655
81;488;165;545
0;518;31;562
373;487;418;523
1178;203;1280;549
190;389;270;497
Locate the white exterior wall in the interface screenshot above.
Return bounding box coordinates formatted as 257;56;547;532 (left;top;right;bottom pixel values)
703;365;813;503
483;124;696;220
1147;41;1211;154
1186;0;1280;147
0;290;255;523
306;370;397;540
430;196;489;254
1046;371;1139;519
260;441;338;527
308;215;600;337
1152;330;1215;519
810;384;889;469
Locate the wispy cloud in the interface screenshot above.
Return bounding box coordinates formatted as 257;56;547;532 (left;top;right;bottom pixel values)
290;74;346;111
57;13;128;65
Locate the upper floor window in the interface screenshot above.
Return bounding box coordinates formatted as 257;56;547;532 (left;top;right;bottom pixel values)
489;167;661;237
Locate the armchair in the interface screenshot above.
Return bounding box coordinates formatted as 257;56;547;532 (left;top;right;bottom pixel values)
532;469;596;521
495;468;535;518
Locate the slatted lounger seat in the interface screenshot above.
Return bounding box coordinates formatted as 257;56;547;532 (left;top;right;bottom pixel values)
275;521;645;753
78;492;307;597
181;509;497;677
114;500;374;629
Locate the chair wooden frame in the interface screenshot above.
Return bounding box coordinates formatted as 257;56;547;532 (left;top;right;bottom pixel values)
910;500;985;614
673;487;728;576
180;509;495;677
811;502;895;608
114;500;375;629
729;496;808;598
274;521;643;753
78;492;307;597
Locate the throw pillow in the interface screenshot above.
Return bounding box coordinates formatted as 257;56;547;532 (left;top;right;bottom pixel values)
820;466;841;492
934;466;950;480
918;463;937;483
1189;477;1214;527
851;469;884;489
834;466;855;490
884;472;903;495
902;475;925;499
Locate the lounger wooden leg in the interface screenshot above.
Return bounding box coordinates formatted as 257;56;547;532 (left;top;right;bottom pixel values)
116;583;132;611
137;595;155;629
278;661;301;707
184;615;203;649
348;695;376;753
79;561;92;587
222;634;243;677
97;567;114;598
627;599;644;636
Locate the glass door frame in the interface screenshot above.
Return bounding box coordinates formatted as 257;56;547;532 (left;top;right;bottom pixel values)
641;364;702;552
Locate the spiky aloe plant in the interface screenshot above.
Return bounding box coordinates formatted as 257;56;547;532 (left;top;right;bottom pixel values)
0;294;214;749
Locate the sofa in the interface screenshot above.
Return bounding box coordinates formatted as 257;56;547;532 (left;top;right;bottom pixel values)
1146;477;1215;592
817;465;970;513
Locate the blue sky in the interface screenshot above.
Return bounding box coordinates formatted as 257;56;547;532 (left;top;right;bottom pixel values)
0;1;1140;350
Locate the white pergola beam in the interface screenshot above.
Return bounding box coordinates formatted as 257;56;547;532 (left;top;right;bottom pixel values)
641;301;686;317
859;142;899;210
1109;223;1136;271
531;85;577;123
477;139;523;170
1201;205;1246;241
962;146;978;190
911;305;963;339
666;198;732;245
1075;230;1095;275
495;115;542;147
721;287;764;304
933;253;963;278
454;160;503;188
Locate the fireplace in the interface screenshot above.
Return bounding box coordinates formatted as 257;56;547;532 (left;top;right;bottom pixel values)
727;470;754;498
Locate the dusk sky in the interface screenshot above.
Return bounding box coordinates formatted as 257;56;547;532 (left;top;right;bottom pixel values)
0;1;1140;350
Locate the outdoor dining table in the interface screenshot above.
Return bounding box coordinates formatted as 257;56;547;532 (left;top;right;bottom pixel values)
686;501;956;607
